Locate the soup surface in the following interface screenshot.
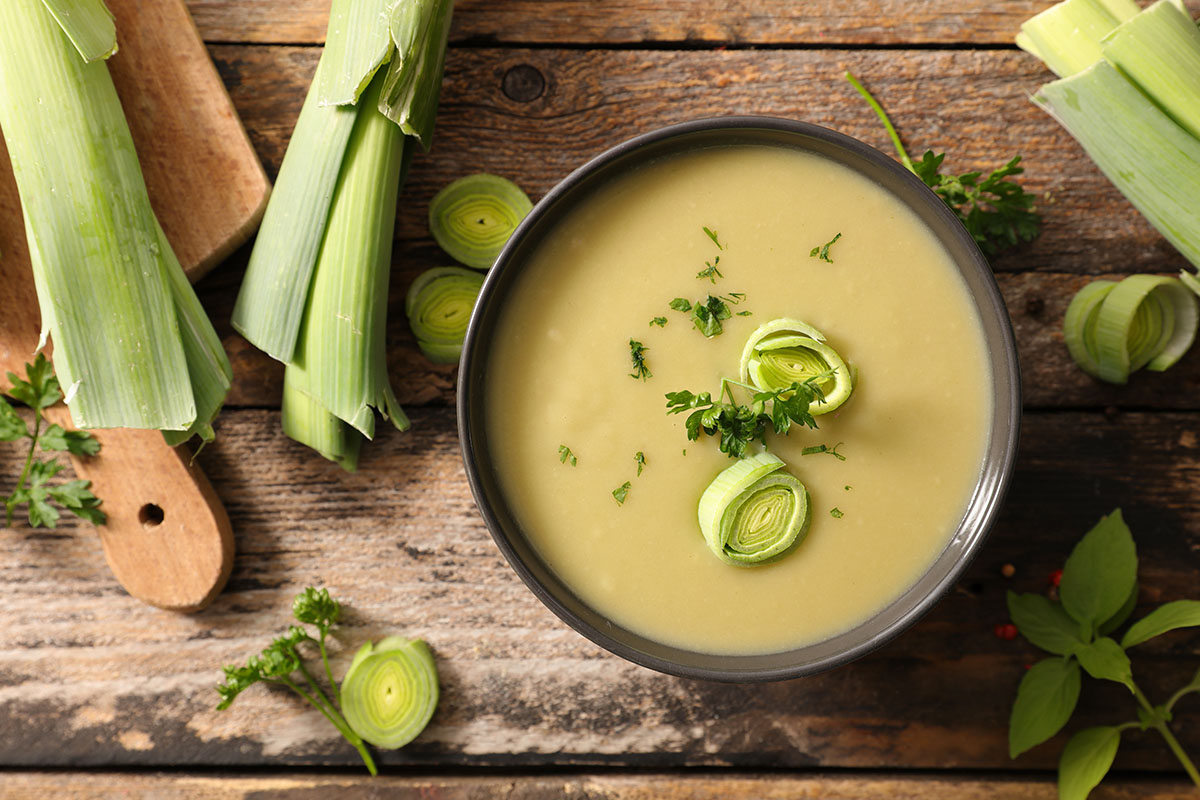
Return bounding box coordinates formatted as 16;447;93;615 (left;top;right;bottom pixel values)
484;144;992;655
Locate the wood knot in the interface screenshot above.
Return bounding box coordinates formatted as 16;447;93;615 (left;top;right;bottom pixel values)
1024;295;1044;317
502;64;545;103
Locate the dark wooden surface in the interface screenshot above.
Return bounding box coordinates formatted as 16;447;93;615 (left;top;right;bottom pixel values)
3;1;1200;797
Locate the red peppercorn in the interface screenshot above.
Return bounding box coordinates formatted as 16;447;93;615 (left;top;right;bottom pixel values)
1050;568;1063;587
994;622;1019;640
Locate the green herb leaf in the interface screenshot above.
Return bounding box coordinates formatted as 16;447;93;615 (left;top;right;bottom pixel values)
1058;727;1121;800
1121;599;1200;649
26;491;60;529
628;339;652;381
5;354;61;410
702;226;723;250
558;445;577;467
845;71;1039;257
634;451;645;476
0;399;28;442
830;507;843;519
649;316;667;327
809;232;842;263
1009;657;1082;758
666;377;825;459
801;442;846;461
1060;509;1137;635
669;298;692;313
612;481;631;505
1098;582;1139;637
1073;637;1133;688
1007;591;1083;656
691;295;732;337
292;586;341;632
696;256;722;283
36;425;99;456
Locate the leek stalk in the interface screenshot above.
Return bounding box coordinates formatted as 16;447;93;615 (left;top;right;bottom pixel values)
0;0;229;439
1020;0;1200;295
234;0;454;469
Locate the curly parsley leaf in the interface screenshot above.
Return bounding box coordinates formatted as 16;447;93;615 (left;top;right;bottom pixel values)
846;71;1039;258
3;354;103;529
665;376;827;458
628;339;652;381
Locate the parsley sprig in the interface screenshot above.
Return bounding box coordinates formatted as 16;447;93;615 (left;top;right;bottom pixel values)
846;71;1040;257
216;587;378;775
665;374;828;458
669;293;748;338
2;354;103;529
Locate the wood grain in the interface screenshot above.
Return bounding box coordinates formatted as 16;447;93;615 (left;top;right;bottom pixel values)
1;772;1198;799
1;408;1197;771
184;0;1200;47
194;46;1200;411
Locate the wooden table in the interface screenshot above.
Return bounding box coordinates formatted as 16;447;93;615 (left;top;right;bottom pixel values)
3;1;1200;797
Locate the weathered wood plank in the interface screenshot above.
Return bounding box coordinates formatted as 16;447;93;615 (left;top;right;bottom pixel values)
1;408;1197;771
184;0;1200;47
195;46;1200;411
1;771;1197;799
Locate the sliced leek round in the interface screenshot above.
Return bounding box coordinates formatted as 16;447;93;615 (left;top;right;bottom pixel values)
740;318;853;413
697;451;811;567
405;266;484;364
340;636;439;749
1063;274;1198;384
428;173;532;269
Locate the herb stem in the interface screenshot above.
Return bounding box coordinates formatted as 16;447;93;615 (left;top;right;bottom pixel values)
845;71;914;172
1132;681;1200;786
7;408;42;527
279;674;377;776
1165;681;1200;716
318;628;337;694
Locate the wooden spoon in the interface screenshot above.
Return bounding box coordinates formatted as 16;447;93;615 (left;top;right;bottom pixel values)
0;0;270;611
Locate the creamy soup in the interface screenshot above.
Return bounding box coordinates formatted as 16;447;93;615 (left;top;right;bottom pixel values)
484;144;992;655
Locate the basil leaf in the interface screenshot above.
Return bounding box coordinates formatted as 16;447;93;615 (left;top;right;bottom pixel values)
1058;726;1121;800
1121;600;1200;649
1098;581;1138;637
1060;509;1137;633
1009;657;1082;758
1073;637;1133;688
1007;591;1082;656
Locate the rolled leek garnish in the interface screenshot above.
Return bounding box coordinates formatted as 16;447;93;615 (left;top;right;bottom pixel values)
405;266;484;364
697;451;811;567
740;318;853;414
340;636;439;749
1063;274;1199;384
428;174;532;269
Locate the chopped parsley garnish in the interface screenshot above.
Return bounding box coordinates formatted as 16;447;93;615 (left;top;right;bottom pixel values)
665;374;828;459
671;294;747;338
801;442;846;461
846;71;1040;257
696;256;722;283
649;316;667;327
736;310;753;317
558;445;577;466
844;485;852;491
702;226;724;250
830;507;844;519
612;481;631;505
634;451;646;476
628;339;651;381
810;232;842;263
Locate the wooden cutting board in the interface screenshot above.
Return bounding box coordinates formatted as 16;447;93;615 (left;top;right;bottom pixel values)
0;0;270;611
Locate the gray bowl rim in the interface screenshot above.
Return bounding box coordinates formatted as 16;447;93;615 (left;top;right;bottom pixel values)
457;115;1022;683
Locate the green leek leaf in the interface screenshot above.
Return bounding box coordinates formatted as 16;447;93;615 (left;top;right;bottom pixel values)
39;0;116;62
378;0;455;149
316;0;393;106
